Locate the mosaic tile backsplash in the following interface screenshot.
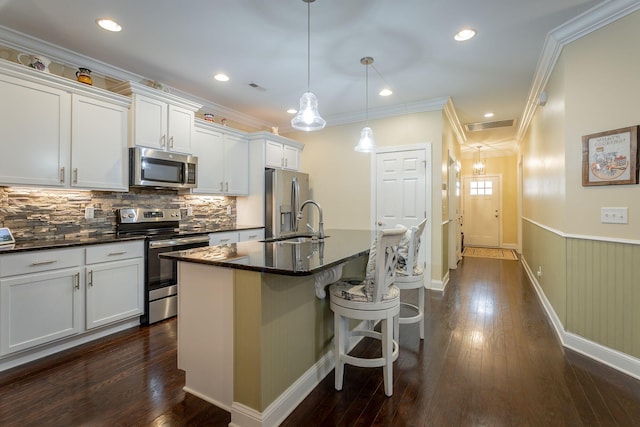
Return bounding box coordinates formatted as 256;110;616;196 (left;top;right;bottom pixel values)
0;187;236;242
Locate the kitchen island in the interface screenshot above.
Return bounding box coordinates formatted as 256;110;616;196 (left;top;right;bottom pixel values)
160;229;375;427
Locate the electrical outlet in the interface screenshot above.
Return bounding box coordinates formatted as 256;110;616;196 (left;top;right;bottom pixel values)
84;207;94;220
601;207;628;224
536;266;542;277
227;205;232;215
187;206;193;217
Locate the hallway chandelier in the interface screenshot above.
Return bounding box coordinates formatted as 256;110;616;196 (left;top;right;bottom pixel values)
291;0;326;131
473;146;485;175
354;56;376;152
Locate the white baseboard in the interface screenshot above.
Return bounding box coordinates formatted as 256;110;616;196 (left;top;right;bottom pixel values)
522;257;640;381
430;273;447;293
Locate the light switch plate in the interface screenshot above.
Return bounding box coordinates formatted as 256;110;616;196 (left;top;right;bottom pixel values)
601;207;628;224
84;206;94;220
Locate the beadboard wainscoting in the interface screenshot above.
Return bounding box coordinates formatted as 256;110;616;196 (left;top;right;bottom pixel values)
522;218;640;380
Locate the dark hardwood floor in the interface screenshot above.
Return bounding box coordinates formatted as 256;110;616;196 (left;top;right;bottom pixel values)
1;256;640;426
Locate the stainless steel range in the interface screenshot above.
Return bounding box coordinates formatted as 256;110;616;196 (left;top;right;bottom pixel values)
117;208;210;325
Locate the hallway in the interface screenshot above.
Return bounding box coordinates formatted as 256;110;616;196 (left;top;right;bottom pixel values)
1;257;639;426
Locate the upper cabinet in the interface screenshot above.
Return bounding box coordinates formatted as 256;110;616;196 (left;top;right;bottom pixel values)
0;60;130;191
112;81;201;154
264;138;301;170
192;120;249;195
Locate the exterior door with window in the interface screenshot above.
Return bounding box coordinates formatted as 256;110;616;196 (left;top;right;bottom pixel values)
463;175;500;247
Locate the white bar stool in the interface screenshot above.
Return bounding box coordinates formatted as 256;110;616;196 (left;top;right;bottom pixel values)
329;226;406;397
394;218;427;340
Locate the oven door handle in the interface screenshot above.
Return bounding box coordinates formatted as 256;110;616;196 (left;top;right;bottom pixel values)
148;235;210;248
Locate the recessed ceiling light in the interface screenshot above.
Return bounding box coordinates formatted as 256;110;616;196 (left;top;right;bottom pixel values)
454;28;476;41
214;73;229;82
287;108;297;114
379;88;393;97
484;112;494;118
96;18;122;32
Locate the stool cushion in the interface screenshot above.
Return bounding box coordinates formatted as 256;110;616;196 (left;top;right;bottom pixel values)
330;280;400;303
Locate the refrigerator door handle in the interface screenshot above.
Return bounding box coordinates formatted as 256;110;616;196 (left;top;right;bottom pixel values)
291;176;299;233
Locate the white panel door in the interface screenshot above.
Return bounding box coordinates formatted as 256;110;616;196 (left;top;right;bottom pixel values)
167;104;194;153
375;149;429;281
224;134;249;195
192;126;225;194
132;94;168;149
463;175;501;247
376;150;426;228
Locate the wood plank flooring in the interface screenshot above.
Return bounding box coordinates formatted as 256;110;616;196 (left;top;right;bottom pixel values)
1;256;639;426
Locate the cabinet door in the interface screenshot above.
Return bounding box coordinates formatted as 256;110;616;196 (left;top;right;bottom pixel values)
224;134;249;195
71;94;128;191
85;258;144;330
265;140;284;168
192;126;225;194
167;104;194;153
132;94;168;149
0;73;70;187
209;231;239;246
0;268;82;355
283;145;299;171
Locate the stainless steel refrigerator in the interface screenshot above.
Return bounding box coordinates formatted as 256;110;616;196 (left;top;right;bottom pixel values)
265;168;310;239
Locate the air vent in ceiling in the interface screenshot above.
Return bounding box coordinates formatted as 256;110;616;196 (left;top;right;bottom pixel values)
465;119;515;132
248;82;267;92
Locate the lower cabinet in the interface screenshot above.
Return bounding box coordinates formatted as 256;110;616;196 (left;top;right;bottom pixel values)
0;241;144;357
85;242;144;330
0;267;83;356
209;228;264;246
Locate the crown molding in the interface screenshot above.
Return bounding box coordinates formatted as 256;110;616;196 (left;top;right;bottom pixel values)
517;0;640;141
0;25;273;130
443;97;467;145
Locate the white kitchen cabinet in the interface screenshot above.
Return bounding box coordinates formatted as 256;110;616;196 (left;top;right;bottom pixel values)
192;120;248;195
265;139;300;170
85;242;144;330
238;229;264;242
209;231;239;246
0;241;144;358
0;248;84;356
71;94;129;190
0;60;130;190
209;229;264;246
236;133;304;227
112;81;201;154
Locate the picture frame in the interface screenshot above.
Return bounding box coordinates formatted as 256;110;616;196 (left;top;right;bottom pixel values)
582;125;638;186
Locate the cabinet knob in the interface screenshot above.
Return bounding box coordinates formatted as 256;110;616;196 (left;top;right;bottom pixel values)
161;135;166;147
59;167;65;183
73;168;78;184
169;136;174;148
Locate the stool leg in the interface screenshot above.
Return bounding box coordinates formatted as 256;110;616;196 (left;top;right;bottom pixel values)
418;286;425;340
334;312;346;391
382;316;393;396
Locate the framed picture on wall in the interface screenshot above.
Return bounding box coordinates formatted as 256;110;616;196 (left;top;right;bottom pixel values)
582;125;638;186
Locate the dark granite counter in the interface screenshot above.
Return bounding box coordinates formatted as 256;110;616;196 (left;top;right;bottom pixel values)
160;229;375;276
0;234;147;253
0;225;264;254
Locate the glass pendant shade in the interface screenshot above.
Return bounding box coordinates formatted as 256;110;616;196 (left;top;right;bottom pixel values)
291;91;326;131
355;126;376;152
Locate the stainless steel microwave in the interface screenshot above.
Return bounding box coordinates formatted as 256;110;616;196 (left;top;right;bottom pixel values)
129;147;198;189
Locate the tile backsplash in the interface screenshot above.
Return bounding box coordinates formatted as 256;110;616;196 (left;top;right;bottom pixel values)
0;187;235;242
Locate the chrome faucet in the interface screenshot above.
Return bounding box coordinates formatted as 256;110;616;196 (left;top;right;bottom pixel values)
297;200;325;240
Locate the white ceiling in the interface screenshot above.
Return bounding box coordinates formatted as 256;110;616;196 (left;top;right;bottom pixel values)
0;0;605;157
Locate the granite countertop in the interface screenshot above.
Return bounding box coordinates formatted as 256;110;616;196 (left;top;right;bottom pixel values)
0;225;265;254
159;229;375;276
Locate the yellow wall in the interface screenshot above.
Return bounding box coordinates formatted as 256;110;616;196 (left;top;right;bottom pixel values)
286;110;448;281
521;10;640;362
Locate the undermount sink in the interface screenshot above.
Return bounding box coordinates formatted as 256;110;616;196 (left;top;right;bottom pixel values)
261;234;329;244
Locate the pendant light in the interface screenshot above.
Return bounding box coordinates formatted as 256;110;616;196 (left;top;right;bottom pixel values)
291;0;326;131
354;56;376;152
472;146;486;175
